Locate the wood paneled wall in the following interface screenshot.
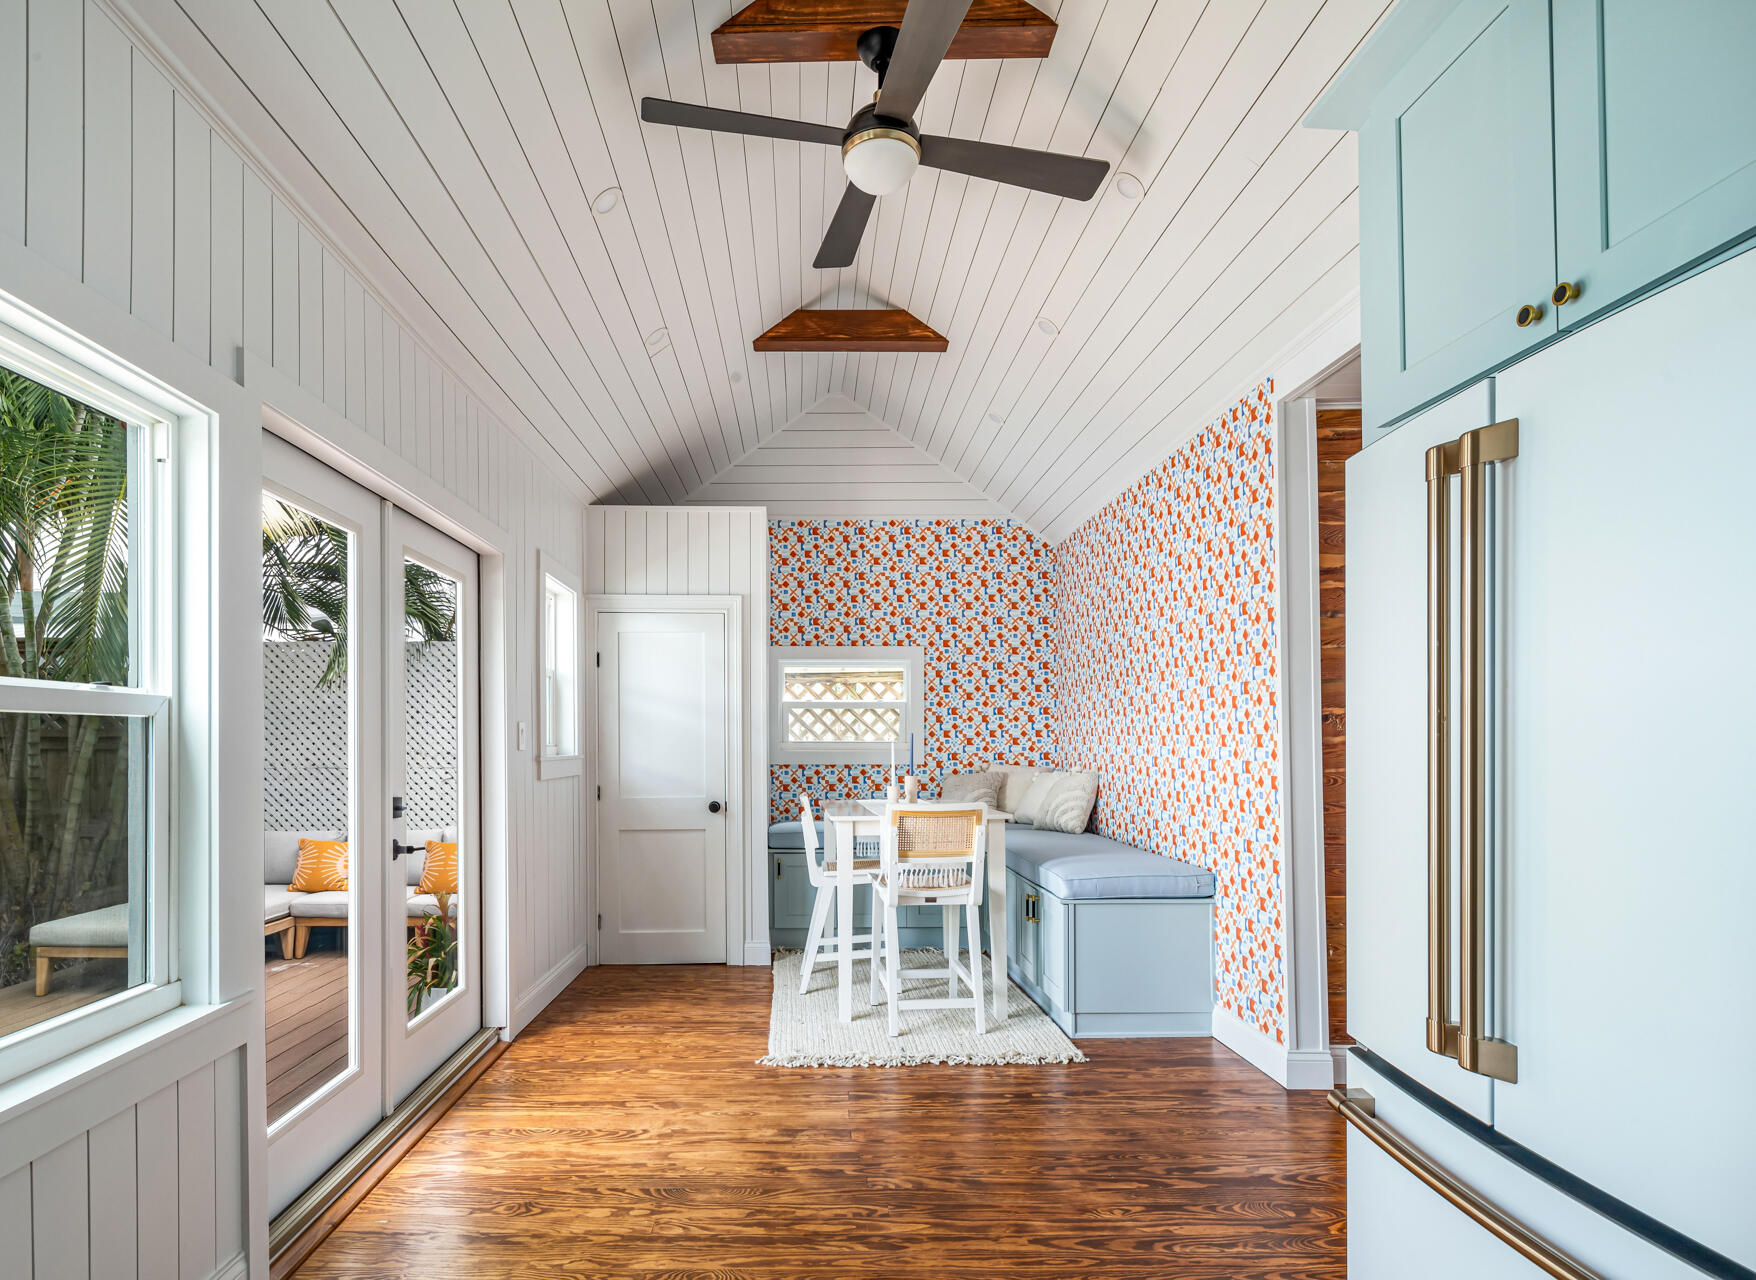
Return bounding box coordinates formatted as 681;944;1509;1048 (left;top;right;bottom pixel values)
582;506;771;964
1315;407;1361;1045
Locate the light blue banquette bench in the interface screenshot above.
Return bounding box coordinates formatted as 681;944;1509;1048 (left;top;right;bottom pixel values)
768;819;1215;1037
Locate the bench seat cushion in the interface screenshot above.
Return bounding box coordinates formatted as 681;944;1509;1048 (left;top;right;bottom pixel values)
265;886;304;922
291;890;350;919
767;820;825;851
28;902;130;947
1004;826;1215;900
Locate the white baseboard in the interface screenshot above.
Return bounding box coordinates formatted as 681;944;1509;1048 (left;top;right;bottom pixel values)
1331;1045;1349;1085
1212;1006;1337;1091
212;1253;248;1280
509;944;589;1037
742;941;772;967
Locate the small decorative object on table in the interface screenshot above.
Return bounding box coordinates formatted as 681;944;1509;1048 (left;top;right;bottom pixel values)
885;780;901;802
903;774;921;801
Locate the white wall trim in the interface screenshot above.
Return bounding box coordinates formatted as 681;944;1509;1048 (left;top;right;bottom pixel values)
744;941;774;967
1212;1005;1336;1091
509;945;590;1038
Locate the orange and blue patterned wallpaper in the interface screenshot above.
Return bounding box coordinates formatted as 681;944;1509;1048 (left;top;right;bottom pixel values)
1054;381;1285;1043
768;518;1057;822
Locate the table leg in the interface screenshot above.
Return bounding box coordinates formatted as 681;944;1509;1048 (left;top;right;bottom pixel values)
989;818;1008;1021
835;818;855;1023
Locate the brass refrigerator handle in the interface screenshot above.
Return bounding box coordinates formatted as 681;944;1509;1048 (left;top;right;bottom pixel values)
1457;419;1519;1082
1425;440;1461;1061
1328;1089;1607;1280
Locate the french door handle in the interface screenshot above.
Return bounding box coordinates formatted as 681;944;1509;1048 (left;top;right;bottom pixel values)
391;839;420;861
1426;419;1519;1082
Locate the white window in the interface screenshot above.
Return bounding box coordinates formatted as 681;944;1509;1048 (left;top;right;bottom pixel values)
539;557;580;776
771;646;924;764
0;315;195;1083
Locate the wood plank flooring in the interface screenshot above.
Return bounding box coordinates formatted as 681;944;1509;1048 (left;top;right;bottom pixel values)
294;965;1345;1279
0;959;123;1037
268;950;351;1126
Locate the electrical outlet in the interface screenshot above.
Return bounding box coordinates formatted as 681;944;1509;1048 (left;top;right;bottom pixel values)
517;721;528;751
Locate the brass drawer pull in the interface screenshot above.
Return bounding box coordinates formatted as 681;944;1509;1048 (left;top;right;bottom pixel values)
1551;281;1579;307
1515;301;1545;327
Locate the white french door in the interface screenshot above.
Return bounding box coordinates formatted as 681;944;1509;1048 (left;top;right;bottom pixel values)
597;609;730;964
262;435;482;1215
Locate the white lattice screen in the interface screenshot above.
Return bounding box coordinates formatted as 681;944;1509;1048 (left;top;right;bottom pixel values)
262;640;459;830
781;665;906;744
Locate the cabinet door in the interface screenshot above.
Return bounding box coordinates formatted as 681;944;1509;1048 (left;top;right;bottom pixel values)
771;854;813;931
1552;0;1756;327
1490;252;1756;1269
1008;872;1038;987
1346;380;1495;1122
1039;891;1068;1008
1359;0;1555;432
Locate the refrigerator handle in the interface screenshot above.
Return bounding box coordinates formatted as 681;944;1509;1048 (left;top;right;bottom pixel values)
1457;418;1519;1083
1424;440;1462;1061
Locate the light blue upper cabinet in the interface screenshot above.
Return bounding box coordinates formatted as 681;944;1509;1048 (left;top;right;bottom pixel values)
1358;0;1557;429
1550;0;1756;326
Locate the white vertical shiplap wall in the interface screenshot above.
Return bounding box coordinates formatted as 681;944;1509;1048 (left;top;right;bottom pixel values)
0;1029;250;1280
0;1;590;1267
583;506;771;965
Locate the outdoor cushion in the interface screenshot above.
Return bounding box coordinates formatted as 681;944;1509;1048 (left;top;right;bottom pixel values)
28;902;130;948
264;829;344;884
767;820;825;850
405;828;454;887
406;893;456;919
264;886;303;922
1004;826;1215;900
290;890;351;919
290;839;350;892
418;841;458;895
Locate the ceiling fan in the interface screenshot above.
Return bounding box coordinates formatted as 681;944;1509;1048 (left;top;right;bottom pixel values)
640;0;1110;269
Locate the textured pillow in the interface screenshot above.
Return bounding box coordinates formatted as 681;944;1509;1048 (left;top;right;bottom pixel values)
289;839;350;893
989;764;1043;815
939;771;1001;808
419;841;459;895
1014;771;1099;835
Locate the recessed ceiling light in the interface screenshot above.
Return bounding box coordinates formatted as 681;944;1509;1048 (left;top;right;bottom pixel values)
730;371;744;385
645;327;669;350
1114;172;1144;201
1035;316;1059;337
593;187;621;214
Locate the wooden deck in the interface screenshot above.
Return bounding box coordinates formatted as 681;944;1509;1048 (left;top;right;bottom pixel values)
267;950;350;1126
0;959;124;1037
294;965;1346;1279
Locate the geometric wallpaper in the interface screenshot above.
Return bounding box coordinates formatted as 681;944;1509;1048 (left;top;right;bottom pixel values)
768;518;1057;823
1054;380;1285;1042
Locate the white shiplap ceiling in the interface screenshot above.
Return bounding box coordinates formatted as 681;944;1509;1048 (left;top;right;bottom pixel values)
125;0;1384;540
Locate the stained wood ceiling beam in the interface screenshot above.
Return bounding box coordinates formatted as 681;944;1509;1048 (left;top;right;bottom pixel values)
753;309;948;353
712;1;1056;65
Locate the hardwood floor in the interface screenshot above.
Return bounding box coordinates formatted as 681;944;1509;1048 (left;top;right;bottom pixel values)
268;949;351;1126
295;965;1344;1279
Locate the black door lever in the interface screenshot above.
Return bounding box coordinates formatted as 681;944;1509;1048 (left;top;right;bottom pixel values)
391;839;420;860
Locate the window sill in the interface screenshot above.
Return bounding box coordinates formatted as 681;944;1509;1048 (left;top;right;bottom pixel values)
537;754;583;781
0;994;250;1130
772;745;907;766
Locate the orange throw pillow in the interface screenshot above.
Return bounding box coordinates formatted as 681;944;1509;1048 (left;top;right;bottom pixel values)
418;841;459;896
290;839;350;892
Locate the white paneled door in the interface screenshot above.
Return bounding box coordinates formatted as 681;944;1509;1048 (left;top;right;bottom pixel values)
597;611;730;964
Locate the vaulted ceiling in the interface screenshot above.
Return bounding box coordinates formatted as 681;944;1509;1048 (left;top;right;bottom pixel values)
128;0;1384;541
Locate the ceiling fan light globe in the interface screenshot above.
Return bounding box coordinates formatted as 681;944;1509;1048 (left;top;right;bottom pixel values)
842;130;920;197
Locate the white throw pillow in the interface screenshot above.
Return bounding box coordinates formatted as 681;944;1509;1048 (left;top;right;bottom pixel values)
939;770;1001;808
989;764;1044;815
1014;771;1099;834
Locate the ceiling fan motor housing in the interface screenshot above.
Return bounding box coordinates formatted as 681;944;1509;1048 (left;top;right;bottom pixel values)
856;25;901;82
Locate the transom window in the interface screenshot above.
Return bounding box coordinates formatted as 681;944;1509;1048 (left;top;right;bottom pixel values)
771;646;923;764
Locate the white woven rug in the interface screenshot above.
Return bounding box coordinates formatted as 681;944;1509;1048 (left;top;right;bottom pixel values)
761;948;1087;1068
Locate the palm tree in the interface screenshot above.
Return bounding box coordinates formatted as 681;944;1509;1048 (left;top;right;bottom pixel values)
0;368;132;989
261;496;457;684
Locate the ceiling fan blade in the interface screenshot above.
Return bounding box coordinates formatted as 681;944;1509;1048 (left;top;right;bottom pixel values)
877;0;975;122
919;135;1111;201
640;97;843;148
813;185;878;269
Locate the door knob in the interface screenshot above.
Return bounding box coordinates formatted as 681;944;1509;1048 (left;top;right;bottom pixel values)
1515;301;1545;328
1551;281;1580;307
708;800;724;814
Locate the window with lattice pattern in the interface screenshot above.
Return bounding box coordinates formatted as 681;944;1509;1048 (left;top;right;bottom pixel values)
771;648;923;763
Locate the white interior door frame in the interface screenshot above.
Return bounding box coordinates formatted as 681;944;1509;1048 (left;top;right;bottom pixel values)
250;354;515;1040
586;595;744;967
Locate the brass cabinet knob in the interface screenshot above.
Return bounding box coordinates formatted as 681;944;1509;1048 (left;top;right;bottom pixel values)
1515;301;1545;328
1551;281;1580;307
